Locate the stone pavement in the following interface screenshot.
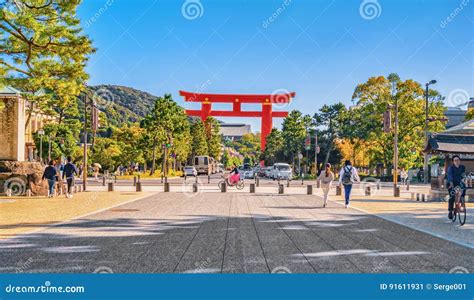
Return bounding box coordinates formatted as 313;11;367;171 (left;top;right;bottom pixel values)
0;192;153;238
0;192;471;274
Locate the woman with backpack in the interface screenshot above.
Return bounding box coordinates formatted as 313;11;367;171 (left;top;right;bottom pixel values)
339;160;360;208
317;163;334;207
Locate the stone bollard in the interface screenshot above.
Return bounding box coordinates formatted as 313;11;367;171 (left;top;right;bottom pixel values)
421;194;425;202
336;185;342;196
102;176;106;186
26;189;31;197
164;182;170;192
376;180;381;190
256;177;260;187
136;182;142;192
250;183;255;193
133;176;137;186
286;180;290;188
406;181;410;191
193;183;198;193
394;186;400;197
278;184;284;194
220;182;226;193
6;189;12;197
184;174;187;182
307;185;313;195
416;193;420;201
365;186;371;196
316;179;320;188
108;182;114;192
208;175;210;184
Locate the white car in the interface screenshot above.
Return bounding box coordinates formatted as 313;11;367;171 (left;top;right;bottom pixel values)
183;166;197;177
270;163;293;180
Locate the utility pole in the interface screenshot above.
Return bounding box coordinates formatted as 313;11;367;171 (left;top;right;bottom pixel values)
38;129;44;164
83;94;88;192
424;80;437;184
392;82;399;197
314;133;318;175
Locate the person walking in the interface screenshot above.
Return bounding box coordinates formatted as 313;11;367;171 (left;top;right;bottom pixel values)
42;160;57;198
400;168;408;185
339;160;360;208
318;163;334;208
63;156;78;199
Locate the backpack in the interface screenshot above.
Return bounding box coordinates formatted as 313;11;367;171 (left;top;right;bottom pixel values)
342;166;353;185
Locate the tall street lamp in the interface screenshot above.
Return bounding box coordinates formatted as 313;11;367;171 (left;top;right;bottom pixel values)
38;129;44;164
424;79;437;184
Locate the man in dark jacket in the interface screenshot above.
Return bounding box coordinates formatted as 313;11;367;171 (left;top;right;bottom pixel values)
42;160;57;198
62;156;78;198
447;155;466;220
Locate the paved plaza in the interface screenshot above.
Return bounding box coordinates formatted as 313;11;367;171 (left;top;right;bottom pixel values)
0;190;472;274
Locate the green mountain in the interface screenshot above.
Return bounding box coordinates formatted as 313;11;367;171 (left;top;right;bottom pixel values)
85;85;159;126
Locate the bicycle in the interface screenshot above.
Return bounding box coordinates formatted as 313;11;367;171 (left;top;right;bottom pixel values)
218;173;244;190
450;175;469;226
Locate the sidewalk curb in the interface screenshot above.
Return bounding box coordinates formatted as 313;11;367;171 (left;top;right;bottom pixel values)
329;198;473;250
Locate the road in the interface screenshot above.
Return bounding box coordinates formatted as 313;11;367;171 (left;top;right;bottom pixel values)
0;192;472;273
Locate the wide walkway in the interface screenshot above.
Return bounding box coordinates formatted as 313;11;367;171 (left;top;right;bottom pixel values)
0;192;471;273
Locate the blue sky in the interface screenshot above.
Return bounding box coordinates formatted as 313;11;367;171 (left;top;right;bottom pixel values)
78;0;473;131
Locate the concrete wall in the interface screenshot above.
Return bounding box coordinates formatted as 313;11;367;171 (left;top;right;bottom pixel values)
0;96;25;161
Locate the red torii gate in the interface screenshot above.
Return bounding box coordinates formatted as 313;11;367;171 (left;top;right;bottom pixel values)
179;90;295;150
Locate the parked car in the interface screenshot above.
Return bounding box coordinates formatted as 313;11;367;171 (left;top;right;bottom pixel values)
241;165;254;179
183;166;197;177
264;167;272;178
257;167;267;177
270;163;292;180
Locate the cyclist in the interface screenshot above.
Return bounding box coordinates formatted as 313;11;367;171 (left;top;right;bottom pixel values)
447;155;466;220
229;164;240;185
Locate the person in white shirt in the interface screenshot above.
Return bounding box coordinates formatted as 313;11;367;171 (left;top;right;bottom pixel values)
339;160;360;208
318;163;335;208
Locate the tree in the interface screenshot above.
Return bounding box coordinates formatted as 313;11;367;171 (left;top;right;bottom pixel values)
262;128;284;165
313;103;347;168
204;117;222;160
141;94;189;175
350;74;445;171
0;0;94;128
281;110;308;166
113;124;145;168
90;137;122;171
190;118;208;159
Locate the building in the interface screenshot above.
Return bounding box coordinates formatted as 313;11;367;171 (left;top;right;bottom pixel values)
0;86;54;161
444;107;466;128
218;121;251;141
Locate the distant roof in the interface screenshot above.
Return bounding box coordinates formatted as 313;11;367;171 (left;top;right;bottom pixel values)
425;119;474;154
219;124;251;137
0;86;21;96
